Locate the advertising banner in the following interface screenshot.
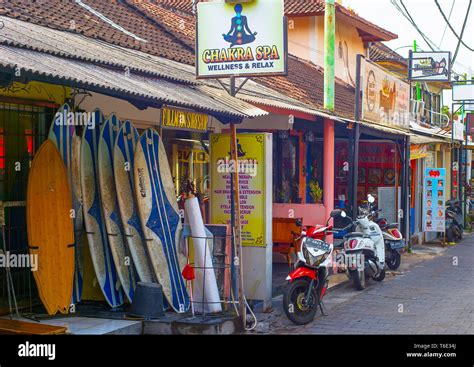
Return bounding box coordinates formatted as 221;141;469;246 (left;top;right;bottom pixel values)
362;59;410;130
408;51;451;82
423;168;446;232
210;133;269;247
196;0;287;78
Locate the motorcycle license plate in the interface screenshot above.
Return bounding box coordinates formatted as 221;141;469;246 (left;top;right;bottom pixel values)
305;238;330;252
390;241;405;250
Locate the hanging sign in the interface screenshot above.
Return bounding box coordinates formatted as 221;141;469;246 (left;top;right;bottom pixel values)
452;83;474;102
423;168;446;232
453;120;465;141
196;0;287;79
362;59;410;130
161;107;209;132
408;51;451;82
210;133;271;247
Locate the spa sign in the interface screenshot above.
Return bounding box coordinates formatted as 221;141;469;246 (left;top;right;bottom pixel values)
161;107;209;132
196;0;287;78
362;59;410;130
210;133;272;247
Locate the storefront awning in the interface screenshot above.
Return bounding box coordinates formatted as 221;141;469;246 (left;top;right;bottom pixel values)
0;44;268;122
409;134;448;145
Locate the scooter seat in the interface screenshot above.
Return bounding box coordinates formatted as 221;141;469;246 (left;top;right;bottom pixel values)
344;232;365;239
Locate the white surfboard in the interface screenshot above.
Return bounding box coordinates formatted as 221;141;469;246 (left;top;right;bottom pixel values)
98;114;136;303
134;128;190;313
114;120;153;283
81;109;124;308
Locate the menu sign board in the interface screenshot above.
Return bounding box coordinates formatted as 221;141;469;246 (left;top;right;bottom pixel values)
210;133;271;247
423;168;446;232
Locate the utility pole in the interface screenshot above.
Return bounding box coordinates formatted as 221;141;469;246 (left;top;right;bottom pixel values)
323;0;336;230
324;0;335;111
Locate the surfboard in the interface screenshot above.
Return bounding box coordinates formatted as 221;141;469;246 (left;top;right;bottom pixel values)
81;110;124;308
134;129;190;313
114;121;153;284
98;114;136;303
27;140;75;315
48;103;84;304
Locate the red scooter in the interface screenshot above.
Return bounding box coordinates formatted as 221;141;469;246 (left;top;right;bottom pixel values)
283;210;349;325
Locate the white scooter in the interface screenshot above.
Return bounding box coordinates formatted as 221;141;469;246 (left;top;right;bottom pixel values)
342;195;386;290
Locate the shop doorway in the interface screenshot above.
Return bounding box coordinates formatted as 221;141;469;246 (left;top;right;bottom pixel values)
0;101;55;309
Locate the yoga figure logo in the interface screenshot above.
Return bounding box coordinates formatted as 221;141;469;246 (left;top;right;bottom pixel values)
222;4;257;47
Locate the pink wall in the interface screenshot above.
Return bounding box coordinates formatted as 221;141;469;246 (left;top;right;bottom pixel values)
273;203;327;226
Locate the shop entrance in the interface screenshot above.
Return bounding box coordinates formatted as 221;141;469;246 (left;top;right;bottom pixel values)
0;101;55;310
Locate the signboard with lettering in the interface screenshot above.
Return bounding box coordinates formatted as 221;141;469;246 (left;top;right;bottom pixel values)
362;59;410;130
423;168;446;232
196;0;287;78
161;107;209;132
210;133;271;247
408;51;451;82
452;82;474;102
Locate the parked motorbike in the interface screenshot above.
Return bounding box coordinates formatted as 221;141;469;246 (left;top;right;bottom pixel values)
375;216;405;270
446;199;463;243
283;210;351;325
342;195;386;290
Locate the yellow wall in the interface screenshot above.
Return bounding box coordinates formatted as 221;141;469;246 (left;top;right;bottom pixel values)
288;15;365;86
0;81;70;105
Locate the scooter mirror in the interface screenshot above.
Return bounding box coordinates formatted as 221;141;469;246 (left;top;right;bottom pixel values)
295;218;303;227
367;194;375;204
330;209;343;218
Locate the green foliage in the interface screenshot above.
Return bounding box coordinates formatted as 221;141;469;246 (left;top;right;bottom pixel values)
309;180;323;204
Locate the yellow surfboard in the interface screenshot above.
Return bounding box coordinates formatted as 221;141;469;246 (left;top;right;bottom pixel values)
27;140;75;315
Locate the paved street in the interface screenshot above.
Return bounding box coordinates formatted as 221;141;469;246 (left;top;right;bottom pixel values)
254;238;474;334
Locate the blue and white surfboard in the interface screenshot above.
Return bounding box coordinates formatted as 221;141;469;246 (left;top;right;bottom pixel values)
81;110;124;308
48;103;83;304
114;121;153;284
134;129;190;313
98;115;136;303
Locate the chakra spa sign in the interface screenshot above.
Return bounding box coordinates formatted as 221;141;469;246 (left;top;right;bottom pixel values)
196;0;287;79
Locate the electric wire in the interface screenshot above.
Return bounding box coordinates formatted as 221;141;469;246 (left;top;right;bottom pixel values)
438;0;457;48
451;0;472;65
435;0;474;52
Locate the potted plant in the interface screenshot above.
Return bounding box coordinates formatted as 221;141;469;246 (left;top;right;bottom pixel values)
309;180;323;204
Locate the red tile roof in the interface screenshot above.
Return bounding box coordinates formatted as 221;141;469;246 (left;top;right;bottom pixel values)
257;55;357;119
127;1;357;119
369;42;407;66
285;0;397;42
136;0;397;42
0;0;195;64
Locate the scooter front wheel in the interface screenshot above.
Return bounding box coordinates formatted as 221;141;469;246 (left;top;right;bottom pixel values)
283;278;317;325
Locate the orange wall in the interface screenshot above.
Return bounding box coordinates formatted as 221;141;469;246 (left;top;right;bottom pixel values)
288;15;366;86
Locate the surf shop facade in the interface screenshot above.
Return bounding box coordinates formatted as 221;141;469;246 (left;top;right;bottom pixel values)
0;28;275;319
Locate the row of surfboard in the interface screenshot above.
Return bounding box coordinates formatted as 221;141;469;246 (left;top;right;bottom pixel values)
27;104;190;315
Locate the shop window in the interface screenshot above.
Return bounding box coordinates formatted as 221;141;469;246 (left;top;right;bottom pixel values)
306;140;324;203
273;132;300;203
161;129;210;221
335;140;401;220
